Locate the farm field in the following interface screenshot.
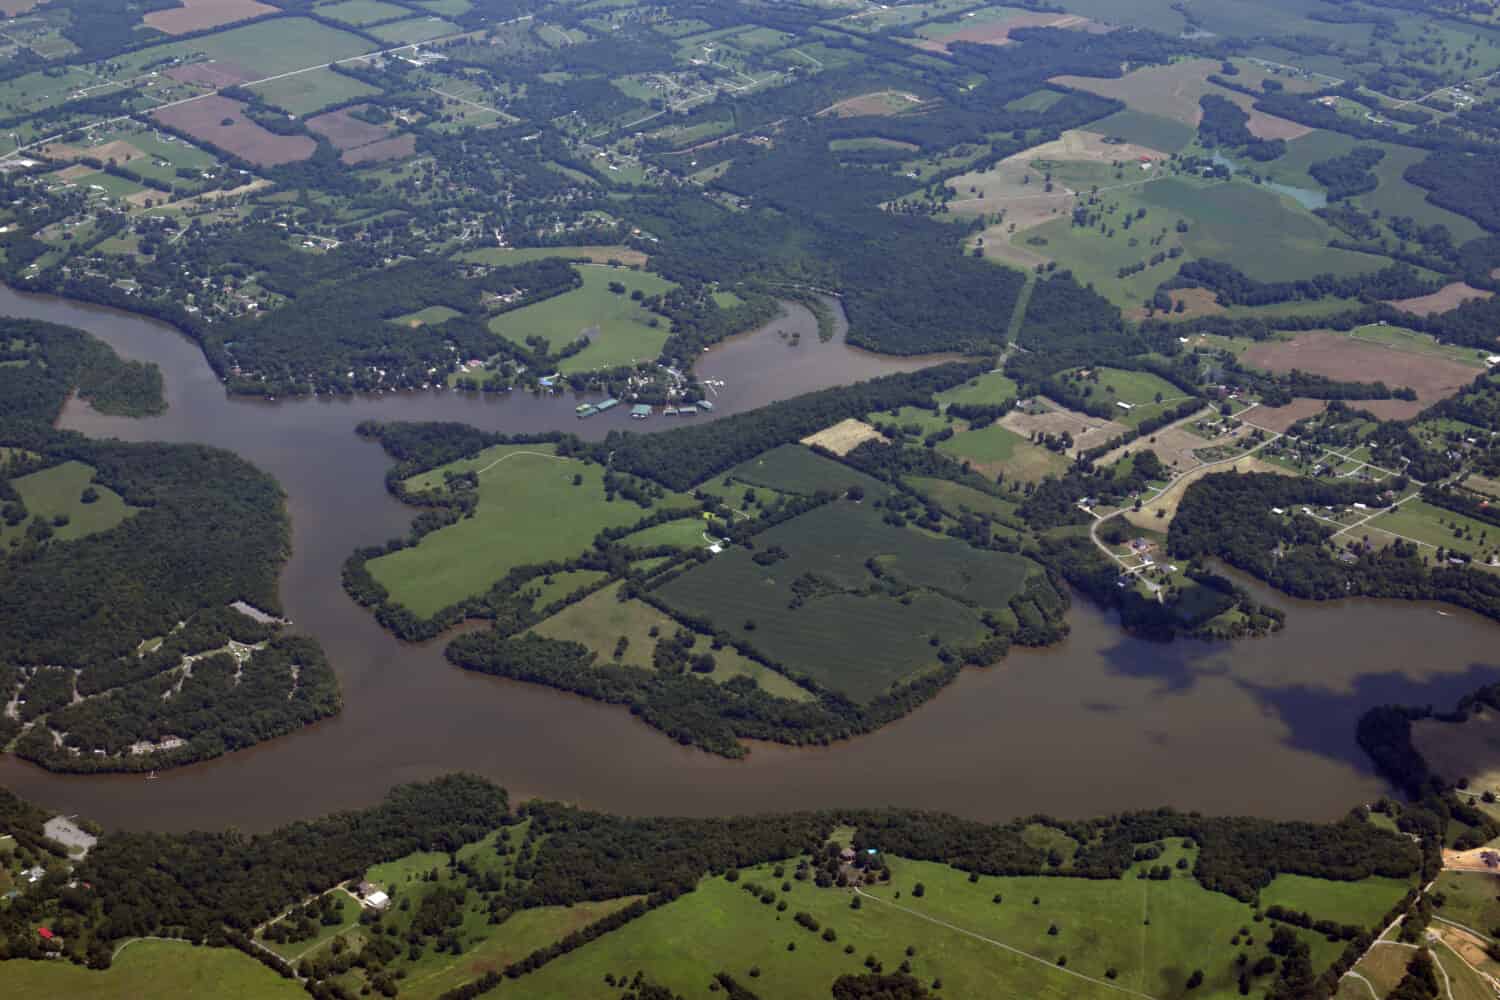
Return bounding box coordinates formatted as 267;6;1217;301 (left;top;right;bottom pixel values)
152;96;316;167
369;16;461;44
1370;498;1495;557
250;67;382;117
656;500;1034;701
939;421;1071;480
1087;108;1196;153
530;581;814;700
935;370;1019;409
906;476;1021;524
2;460;137;546
0;939;305;998
315;0;411;26
368;447;690;617
487;267;676;372
120;17;375;77
143;0;278;35
723;443;890;499
1243;331;1478;418
1389;283;1493;318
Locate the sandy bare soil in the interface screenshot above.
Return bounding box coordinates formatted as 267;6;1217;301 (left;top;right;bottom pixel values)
1053;58;1311;140
912;12;1104;54
153;95;315;167
1241;398;1328;433
145;0;277;35
1001;401;1126;457
1389;281;1493;317
801;418;888;456
1244;332;1475;415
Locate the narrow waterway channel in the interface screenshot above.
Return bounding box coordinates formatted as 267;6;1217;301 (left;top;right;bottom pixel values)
0;284;1496;833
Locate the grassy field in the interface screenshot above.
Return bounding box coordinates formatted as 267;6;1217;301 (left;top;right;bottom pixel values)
368;447;690;617
1371;498;1495;557
865;405;954;436
506;849;1390;1000
531;581;814;700
369;16;461;43
937;423;1070;481
1088;108;1196;152
392;304;462;327
1060;366;1188;428
250;67;381;116
619;517;711;550
488;267;676;372
526;568;608;609
116;18;375;77
1025;176;1390;309
906;476;1021;525
315;0;410;25
1432;871;1500;937
258;889;365;961
1359;144;1488;245
3;460;137;547
1259;873;1413;927
0;939;306;998
1345;323;1490;368
723;444;890;499
935;370;1021;409
657;501;1033;701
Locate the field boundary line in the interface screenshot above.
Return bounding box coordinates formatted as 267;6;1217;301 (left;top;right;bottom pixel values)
1433;915;1494;943
853;887;1159;999
1342;970;1380;1000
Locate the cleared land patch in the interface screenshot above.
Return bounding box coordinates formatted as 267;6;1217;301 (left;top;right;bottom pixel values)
3;460;138;546
461;245;649;267
251;68;381;117
307;107;389;150
912;9;1105;53
343;134;416;165
152;95;315;166
800;418;887;456
1000;399;1127;454
144;0;278;35
488;267;676;372
819;90;926;118
1241;398;1328;433
941;421;1072;481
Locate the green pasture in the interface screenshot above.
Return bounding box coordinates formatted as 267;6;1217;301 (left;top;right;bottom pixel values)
3;461;137;547
315;0;411;26
1432;871;1500;937
1371;498;1495;557
369;17;461;44
530;581;814;700
505;849;1394;1000
0;939;305;998
250;68;381;117
1259;873;1413;927
866;404;953;436
369;448;690;617
1089;108;1196;153
906;476;1021;525
524;568;608;610
723;444;889;499
619;517;711;550
711;289;745;308
1006;89;1066;113
936;370;1019;409
1061;366;1187;428
937;424;1070;482
658;501;1029;702
488;267;676;372
1358;144;1488;245
460;245;644;266
115;19;375;78
70;169;145;200
392;304;462;327
417;0;471;16
1024;176;1391;308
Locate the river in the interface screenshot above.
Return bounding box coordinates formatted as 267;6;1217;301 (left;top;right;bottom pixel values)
0;285;1496;833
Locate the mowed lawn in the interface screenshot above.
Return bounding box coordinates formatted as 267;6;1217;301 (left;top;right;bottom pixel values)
657;502;1031;702
249;67;381;117
369;448;688;617
0;939;305;998
3;460;137;546
488;267;676;372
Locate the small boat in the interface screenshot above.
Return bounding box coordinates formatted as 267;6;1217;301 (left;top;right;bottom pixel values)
146;770;157;781
574;402;593;415
576;404;598;419
1437;610;1451;617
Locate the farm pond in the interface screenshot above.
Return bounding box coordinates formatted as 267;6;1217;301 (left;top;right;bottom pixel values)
1;284;1499;833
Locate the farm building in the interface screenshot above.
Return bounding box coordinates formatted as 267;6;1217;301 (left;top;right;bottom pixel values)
364;890;390;910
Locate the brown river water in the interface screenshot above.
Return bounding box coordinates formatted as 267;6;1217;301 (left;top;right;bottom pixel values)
0;285;1497;833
